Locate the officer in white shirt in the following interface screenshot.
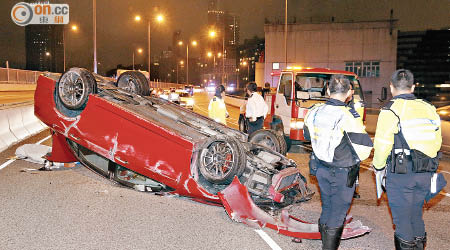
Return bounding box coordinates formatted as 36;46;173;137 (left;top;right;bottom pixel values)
245;82;268;135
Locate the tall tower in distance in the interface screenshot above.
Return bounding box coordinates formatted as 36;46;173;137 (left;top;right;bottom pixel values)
207;0;239;59
25;25;64;72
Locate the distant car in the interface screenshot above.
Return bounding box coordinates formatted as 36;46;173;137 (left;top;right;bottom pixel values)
437;106;450;153
184;85;194;95
158;90;170;100
179;92;194;109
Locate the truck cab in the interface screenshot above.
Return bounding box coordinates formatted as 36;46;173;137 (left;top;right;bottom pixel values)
265;67;365;144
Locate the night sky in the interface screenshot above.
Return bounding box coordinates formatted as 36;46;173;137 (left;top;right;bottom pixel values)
0;0;448;74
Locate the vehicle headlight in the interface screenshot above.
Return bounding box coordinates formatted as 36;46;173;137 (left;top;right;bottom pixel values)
290;119;304;129
187;99;194;105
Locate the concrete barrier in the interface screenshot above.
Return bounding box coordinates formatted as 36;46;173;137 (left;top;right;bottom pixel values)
6;108;31;141
0;137;7;152
0;109;19;151
224;95;245;108
0;104;47;153
21;106;45;135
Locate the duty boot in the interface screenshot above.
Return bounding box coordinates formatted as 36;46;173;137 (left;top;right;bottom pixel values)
321;225;344;250
319;221;325;242
414;233;427;250
394;234;416;250
318;220;325;234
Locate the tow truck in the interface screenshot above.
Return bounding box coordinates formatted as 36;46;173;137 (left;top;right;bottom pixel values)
240;67;366;153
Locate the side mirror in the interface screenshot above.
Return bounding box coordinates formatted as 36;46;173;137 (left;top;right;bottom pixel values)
380;87;387;101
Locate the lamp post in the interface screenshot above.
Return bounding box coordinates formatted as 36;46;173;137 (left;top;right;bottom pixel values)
241;61;249;83
178;40;197;84
93;0;97;73
45;52;51;71
209;30;225;85
135;13;164;80
177;60;184;83
284;0;288;67
63;24;78;71
132;48;143;70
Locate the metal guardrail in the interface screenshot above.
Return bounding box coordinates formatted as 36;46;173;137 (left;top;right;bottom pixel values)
0;67;43;85
0;67;190;90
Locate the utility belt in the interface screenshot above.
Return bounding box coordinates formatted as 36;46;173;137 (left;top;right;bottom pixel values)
309;153;359;187
247;116;264;121
389;148;440;174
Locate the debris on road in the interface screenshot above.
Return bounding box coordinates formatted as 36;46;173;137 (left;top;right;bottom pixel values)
15;144;51;164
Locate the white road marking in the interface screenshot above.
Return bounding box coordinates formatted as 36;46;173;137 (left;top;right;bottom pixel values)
0;159;16;171
254;229;282;250
0;135;51;171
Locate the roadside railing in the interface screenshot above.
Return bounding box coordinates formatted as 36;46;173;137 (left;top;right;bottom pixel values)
0;67;43;85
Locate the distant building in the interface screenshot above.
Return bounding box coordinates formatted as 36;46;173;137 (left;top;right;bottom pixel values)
238;37;265;87
397;29;450;106
264;20;398;107
205;0;240;87
25;25;64;72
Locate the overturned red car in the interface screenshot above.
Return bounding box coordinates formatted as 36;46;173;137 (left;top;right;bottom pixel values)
34;68;370;240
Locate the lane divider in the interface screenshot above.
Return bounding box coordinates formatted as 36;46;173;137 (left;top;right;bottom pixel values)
0;134;51;171
254;229;282;250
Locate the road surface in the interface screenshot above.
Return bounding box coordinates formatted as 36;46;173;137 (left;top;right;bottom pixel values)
0;91;449;250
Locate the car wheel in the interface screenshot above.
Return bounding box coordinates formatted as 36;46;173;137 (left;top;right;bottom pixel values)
284;135;292;153
116;71;150;96
56;67;97;110
198;136;246;184
248;129;287;155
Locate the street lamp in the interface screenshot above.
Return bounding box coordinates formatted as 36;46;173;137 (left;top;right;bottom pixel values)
241;61;250;83
134;13;164;80
178;40;197;84
208;29;225;85
207;51;221;73
177;60;184;83
63;24;78;71
133;48;143;70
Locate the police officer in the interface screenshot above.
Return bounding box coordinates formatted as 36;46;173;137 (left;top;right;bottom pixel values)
304;75;373;250
208;85;229;125
372;69;442;250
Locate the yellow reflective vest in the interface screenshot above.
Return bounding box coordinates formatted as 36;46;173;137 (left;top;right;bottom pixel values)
304;99;373;168
372;94;442;170
208;97;227;125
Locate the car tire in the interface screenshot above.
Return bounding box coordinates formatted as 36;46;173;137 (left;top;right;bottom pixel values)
116;71;150;96
284;135;292;153
198;136;246;184
56;67;97;110
248;129;287;155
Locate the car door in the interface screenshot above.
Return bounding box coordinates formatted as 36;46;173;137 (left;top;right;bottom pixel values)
275;72;293;135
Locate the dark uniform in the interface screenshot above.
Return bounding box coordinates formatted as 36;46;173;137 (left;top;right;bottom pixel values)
373;94;442;249
305;98;373;249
